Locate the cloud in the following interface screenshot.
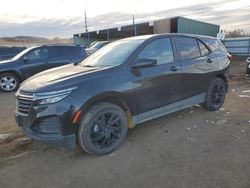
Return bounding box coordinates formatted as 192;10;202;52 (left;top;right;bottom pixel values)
0;0;249;37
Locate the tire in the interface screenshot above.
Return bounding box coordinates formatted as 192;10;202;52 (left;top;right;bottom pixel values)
203;78;226;111
77;102;128;155
0;73;20;92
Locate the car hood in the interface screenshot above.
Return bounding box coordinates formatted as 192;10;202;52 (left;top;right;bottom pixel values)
20;64;111;92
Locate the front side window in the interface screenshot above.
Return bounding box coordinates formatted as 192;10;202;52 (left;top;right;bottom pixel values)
175;37;201;60
25;48;48;60
137;38;174;65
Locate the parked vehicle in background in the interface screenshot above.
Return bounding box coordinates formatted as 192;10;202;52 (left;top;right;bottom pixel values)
88;41;98;48
86;41;109;54
0;46;26;60
246;57;250;76
0;45;87;92
15;34;231;155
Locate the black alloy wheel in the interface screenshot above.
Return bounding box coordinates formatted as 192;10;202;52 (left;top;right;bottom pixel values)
78;102;128;155
203;78;226;111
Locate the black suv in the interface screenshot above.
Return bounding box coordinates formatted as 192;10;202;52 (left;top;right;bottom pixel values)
0;45;87;92
15;34;231;155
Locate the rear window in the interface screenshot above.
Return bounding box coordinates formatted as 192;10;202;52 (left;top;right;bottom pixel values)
175;37;201;60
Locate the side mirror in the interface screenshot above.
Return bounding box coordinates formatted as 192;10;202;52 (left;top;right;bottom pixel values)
131;59;157;69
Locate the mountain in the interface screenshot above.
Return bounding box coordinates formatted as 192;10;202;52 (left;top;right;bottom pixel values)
0;36;72;47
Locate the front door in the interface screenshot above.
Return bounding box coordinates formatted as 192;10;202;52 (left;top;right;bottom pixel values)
131;37;182;118
20;47;48;79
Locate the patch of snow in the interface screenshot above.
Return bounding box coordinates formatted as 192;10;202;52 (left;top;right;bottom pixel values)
243;90;250;93
239;95;250;98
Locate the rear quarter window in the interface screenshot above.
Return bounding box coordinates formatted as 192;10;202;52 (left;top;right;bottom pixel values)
205;38;227;53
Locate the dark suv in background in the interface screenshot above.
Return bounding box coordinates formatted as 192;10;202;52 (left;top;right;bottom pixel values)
0;46;26;60
15;34;231;155
0;45;87;92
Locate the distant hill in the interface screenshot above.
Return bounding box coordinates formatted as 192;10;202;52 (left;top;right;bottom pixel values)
0;36;72;47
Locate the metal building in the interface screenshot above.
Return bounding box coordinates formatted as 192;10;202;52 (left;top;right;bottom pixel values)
73;16;220;45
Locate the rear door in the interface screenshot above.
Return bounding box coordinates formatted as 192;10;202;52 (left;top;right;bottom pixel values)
174;36;218;99
20;47;48;78
131;37;182;115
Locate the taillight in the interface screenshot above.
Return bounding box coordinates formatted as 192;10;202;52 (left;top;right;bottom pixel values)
246;57;250;64
227;53;233;62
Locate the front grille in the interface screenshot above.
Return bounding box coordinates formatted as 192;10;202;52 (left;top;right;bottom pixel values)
16;90;34;116
17;98;32;115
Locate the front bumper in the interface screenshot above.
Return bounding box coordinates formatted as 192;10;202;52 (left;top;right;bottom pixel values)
20;126;75;148
15;96;82;149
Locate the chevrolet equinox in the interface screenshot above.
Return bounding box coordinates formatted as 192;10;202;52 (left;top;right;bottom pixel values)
15;34;231;155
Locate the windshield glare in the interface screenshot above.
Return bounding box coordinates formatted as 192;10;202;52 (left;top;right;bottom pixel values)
81;39;144;67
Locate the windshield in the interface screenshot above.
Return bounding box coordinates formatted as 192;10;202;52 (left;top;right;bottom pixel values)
81;39;144;67
12;47;36;60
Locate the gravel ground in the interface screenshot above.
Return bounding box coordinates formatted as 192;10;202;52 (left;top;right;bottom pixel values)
0;58;249;188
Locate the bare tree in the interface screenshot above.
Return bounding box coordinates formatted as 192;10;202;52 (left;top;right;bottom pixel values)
225;29;250;38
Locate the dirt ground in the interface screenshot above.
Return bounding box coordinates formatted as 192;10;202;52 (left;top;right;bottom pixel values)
0;58;250;188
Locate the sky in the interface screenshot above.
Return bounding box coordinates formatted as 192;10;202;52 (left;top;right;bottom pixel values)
0;0;250;37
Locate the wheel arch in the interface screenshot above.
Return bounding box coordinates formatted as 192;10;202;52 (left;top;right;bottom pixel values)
0;70;22;82
216;73;228;90
80;92;134;129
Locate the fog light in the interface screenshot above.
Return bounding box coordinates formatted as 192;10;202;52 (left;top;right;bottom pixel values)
33;117;61;135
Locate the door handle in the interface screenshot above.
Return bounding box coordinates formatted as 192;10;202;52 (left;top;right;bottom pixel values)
207;59;214;63
169;66;180;72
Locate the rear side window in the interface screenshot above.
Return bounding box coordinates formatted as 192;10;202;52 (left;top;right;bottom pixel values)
175;37;200;60
138;38;174;65
198;40;209;56
49;47;77;58
49;47;62;58
61;47;73;57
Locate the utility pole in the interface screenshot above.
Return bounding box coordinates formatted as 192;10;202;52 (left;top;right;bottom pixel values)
84;9;88;33
84;9;89;45
133;14;137;36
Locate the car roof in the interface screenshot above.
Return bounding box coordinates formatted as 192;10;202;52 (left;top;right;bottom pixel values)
41;44;81;47
122;33;217;41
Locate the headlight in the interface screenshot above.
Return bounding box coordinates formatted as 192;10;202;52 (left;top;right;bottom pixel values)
34;86;78;105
